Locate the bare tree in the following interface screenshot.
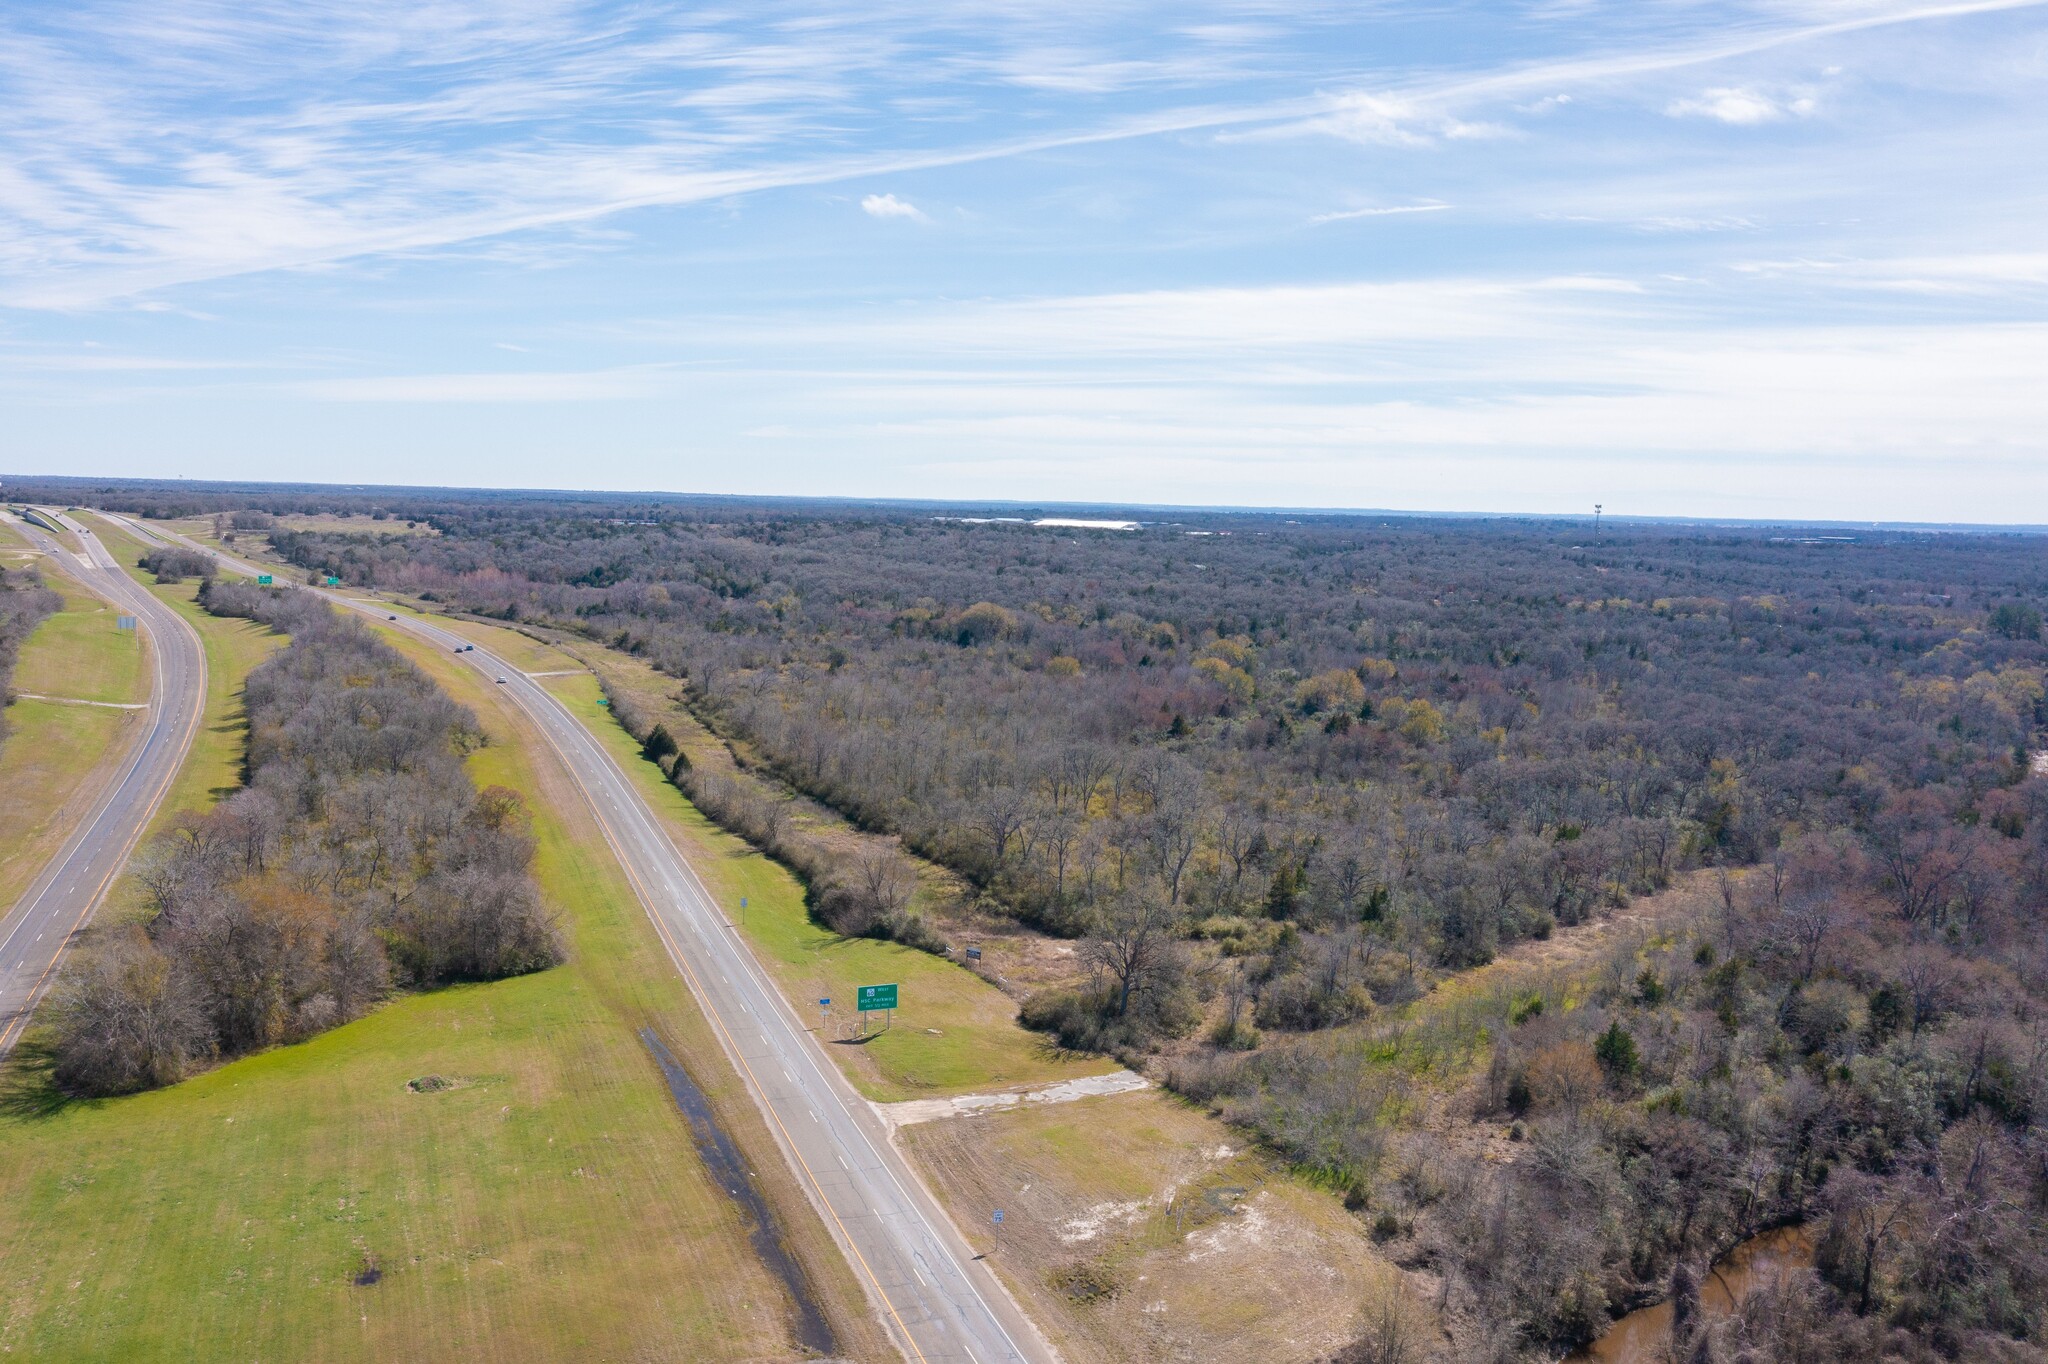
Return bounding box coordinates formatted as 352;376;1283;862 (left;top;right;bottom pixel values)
1083;892;1183;1020
856;847;917;918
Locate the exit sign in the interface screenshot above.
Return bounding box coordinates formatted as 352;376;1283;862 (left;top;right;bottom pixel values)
856;984;897;1012
256;574;272;585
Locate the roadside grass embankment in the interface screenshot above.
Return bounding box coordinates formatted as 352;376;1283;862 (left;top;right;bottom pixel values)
0;597;886;1363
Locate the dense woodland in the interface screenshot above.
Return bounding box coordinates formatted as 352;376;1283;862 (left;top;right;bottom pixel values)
49;582;562;1097
0;563;60;743
18;478;2048;1361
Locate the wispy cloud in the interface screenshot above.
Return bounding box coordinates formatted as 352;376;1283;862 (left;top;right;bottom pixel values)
1667;85;1815;123
1309;202;1450;224
1;0;2040;307
860;192;928;222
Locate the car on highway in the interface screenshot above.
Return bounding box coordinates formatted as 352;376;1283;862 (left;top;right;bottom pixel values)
496;676;508;684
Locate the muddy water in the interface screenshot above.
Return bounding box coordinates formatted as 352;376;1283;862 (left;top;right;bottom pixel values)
1568;1226;1814;1363
640;1027;838;1356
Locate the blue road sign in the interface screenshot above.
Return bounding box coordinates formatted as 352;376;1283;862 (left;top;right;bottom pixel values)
819;998;831;1007
993;1210;1004;1224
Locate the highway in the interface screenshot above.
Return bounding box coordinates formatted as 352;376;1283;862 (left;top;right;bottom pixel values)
0;510;207;1058
110;514;1056;1364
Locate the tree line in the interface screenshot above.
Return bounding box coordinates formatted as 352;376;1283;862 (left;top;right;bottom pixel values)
47;580;562;1097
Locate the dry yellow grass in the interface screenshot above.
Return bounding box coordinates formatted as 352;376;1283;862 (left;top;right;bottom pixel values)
901;1087;1399;1364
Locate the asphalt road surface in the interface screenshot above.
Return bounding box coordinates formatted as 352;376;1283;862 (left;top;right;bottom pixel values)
0;510;207;1058
115;515;1055;1364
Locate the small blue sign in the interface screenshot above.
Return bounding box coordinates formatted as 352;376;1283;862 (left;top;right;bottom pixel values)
820;998;830;1007
992;1210;1004;1225
740;898;747;909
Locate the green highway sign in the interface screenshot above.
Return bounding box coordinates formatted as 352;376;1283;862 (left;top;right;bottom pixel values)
257;574;272;585
856;984;898;1012
324;576;341;586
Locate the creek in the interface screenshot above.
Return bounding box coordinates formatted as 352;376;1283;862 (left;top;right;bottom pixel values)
1567;1225;1814;1363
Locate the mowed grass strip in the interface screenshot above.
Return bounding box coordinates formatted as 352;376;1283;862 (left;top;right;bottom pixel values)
0;605;888;1363
541;666;1115;1103
9;571;145;707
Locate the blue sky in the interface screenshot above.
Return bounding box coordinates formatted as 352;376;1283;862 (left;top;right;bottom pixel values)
3;1;2045;520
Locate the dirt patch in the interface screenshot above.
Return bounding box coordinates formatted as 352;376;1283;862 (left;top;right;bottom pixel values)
876;1070;1150;1129
406;1075;463;1094
900;1087;1405;1364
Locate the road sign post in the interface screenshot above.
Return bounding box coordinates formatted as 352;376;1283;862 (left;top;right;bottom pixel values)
856;983;897;1035
256;574;272;585
993;1208;1004;1253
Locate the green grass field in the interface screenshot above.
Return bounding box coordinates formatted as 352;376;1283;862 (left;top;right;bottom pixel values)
8;574;146;707
0;595;886;1363
543;667;1116;1103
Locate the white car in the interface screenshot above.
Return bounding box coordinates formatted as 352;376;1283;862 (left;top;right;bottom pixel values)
496;676;508;684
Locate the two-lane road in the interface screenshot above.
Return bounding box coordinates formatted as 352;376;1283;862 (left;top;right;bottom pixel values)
110;514;1057;1364
0;510;207;1057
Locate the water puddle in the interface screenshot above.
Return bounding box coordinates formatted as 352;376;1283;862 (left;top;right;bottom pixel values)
1568;1225;1813;1363
639;1027;837;1356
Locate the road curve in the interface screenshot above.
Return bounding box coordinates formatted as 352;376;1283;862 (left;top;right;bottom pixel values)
113;514;1058;1364
0;511;207;1057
